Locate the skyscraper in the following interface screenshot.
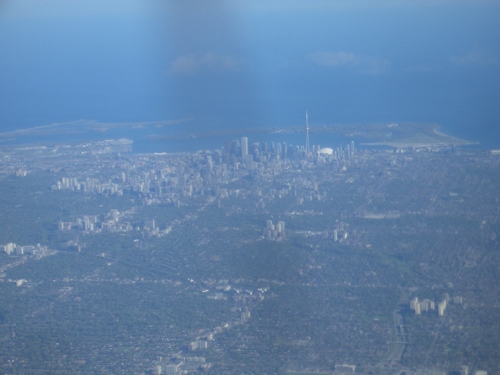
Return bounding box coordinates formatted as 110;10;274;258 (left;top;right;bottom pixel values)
305;111;310;154
241;137;248;158
277;221;285;232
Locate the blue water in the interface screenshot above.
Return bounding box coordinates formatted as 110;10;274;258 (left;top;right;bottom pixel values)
4;121;355;154
0;3;499;151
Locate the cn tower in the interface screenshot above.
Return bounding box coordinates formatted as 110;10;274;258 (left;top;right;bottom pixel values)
305;110;310;154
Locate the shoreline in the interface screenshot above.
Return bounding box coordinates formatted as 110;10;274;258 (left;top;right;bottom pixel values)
360;127;478;148
0;121;485;151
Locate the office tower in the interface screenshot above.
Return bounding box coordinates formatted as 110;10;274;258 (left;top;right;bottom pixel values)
207;155;213;174
305;111;310;154
460;366;469;375
241;137;248;158
351;141;355;156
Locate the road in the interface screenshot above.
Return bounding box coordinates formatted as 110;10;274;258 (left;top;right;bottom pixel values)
377;289;409;375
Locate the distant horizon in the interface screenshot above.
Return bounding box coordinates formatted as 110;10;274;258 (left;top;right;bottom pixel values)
1;0;499;148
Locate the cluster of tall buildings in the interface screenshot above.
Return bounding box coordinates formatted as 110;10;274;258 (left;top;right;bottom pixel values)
154;356;210;375
410;293;462;316
332;229;349;242
59;214;100;232
410;297;436;315
188;337;211;351
335;364;356;373
332;222;349;242
460;366;488;375
334;141;356;160
51;117;358;213
265;219;285;239
58;211;170;238
188;340;207;351
224;135;356;164
227;111;356;165
156;363;181;375
225;136;287;167
53;177;121;195
1;243;45;256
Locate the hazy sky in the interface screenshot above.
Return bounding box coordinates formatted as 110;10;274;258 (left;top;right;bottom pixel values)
0;0;499;142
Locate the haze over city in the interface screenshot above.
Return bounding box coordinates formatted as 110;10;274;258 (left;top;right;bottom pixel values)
0;1;499;375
